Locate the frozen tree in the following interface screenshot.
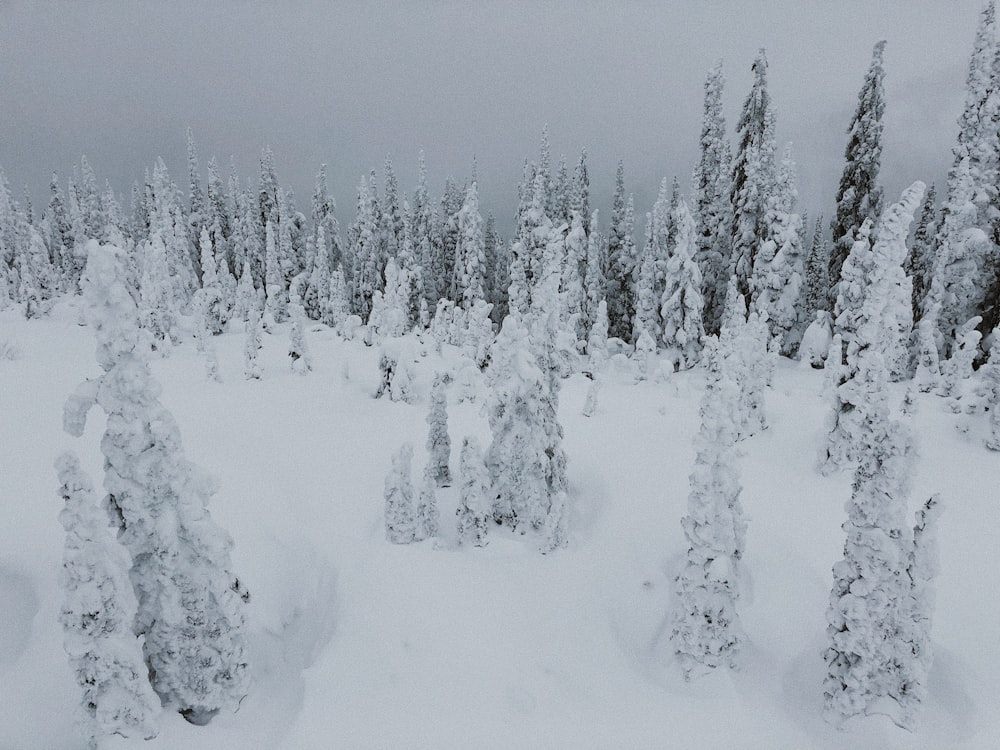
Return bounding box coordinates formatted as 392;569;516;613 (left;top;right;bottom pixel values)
137;233;176;352
606;162;634;340
799;310;834;368
485;315;567;535
426;374;452;487
384;443;416;544
671;337;746;678
730;50;777;302
823;344;919;729
562;209;588;341
633;326;656;382
375;341;416;403
455;181;486;309
234;257;256;323
940;315;982;400
829;40;887;303
244;306;263;380
456;436;491;547
288;283;313;374
65;242;249;723
906;185;938;324
584;210;606;335
414;468;440;542
694;62;733;336
913;304;942;393
462;298;495;368
328;266;351;332
940;2;1000;337
57;451;160;747
802;215;830;320
661;201;705;369
633;217;660;345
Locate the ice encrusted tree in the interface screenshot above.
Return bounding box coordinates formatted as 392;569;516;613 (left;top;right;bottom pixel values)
64;242;249;724
485;314;568;538
57;451;160;747
829;40;887;304
414;468;440;541
244;305;263;380
802;214;830;321
456;436;490;547
694;61;733;337
288;280;313;374
661;200;705;369
426;374;452;487
913;303;942;393
671;336;747;678
606;162;635;340
983;327;1000;450
906;184;938;324
730;49;777;303
384;443;417;544
823;342;926;729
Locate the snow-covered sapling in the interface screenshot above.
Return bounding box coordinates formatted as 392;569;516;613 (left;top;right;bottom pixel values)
414;468;440;542
384;443;416;544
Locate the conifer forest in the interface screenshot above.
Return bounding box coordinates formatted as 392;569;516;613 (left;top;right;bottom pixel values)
2;3;1000;748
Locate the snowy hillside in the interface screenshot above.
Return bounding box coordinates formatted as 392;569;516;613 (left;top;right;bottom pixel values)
1;300;997;749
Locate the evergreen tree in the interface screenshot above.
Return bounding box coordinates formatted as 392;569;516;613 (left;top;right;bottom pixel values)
983;326;1000;450
906;184;938;324
350;175;381;320
606;161;634;340
802;215;830;320
661;201;705;369
455;181;486;309
671;337;746;678
694;62;733;336
913;303;942;393
56;451;160;746
384;443;417;544
414;468;440;541
633;216;660;345
730;50;777;303
562;210;588;341
426;374;452;487
823;344;918;728
288;282;313;374
830;40;887;304
244;305;263;380
584;210;606;337
65;243;249;723
456;436;491;547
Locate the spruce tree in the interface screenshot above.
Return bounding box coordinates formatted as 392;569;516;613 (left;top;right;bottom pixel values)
830;40;887;304
906;184;938;324
730;50;777;304
57;451;161;746
694;62;733;336
606;162;634;340
456;436;491;548
455;181;486;309
426;374;452;487
671;337;746;678
385;443;417;544
823;344;918;728
65;242;249;723
661;201;705;369
414;468;441;541
802;215;830;320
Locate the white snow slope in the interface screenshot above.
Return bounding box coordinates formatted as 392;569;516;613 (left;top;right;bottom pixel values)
0;300;996;749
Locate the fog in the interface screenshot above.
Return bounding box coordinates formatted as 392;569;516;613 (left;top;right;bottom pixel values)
0;1;985;233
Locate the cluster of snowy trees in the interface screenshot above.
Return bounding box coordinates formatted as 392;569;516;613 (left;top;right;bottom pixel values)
9;2;999;741
58;243;249;746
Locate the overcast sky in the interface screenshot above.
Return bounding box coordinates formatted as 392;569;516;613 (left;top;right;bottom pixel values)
0;1;986;236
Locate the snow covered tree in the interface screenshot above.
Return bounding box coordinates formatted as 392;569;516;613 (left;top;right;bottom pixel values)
426;374;452;487
384;443;416;544
244;306;263;380
913;304;942;393
983;327;1000;450
671;337;746;678
485;315;568;537
584;210;606;335
606;162;635;340
906;185;938;324
730;50;777;303
65;242;250;723
694;62;733;336
633;217;660;345
374;340;416;403
823;343;919;729
829;40;887;304
802;215;830;320
940;315;982;399
661;201;705;369
288;281;313;374
562;210;588;341
57;451;160;747
456;436;491;548
455;181;486;309
414;468;440;542
752;144;806;354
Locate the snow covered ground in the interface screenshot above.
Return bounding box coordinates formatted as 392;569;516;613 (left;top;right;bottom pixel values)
1;300;997;749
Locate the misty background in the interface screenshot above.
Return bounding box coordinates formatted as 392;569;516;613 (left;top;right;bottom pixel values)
0;1;985;236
